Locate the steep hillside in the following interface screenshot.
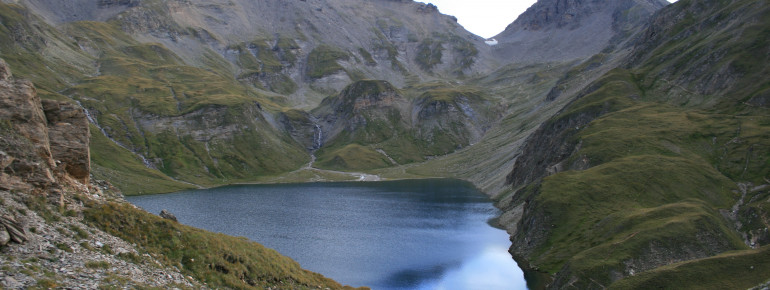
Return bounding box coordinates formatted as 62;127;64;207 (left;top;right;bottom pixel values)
310;79;501;170
502;0;770;288
14;0;492;107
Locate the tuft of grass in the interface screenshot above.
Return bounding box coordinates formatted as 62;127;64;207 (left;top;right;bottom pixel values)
23;195;59;223
116;252;143;264
415;38;444;71
69;225;90;240
80;242;94;251
32;279;59;289
358;48;377;66
85;260;111;269
55;242;73;253
101;244;113;255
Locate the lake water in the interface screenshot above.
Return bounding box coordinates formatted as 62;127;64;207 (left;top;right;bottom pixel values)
126;179;527;289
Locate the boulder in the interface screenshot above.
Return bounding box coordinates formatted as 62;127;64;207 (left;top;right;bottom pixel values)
159;209;178;222
0;60;55;188
0;59;11;82
0;58;91;188
0;150;14;170
42;100;90;183
0;215;27;244
0;225;9;246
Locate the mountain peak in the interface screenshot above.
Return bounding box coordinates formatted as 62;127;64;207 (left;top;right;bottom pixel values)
492;0;669;63
509;0;667;31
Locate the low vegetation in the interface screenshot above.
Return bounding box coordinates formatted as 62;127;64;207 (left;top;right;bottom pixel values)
83;201;357;289
611;245;770;289
89;124;195;195
306;45;349;79
315;144;392;171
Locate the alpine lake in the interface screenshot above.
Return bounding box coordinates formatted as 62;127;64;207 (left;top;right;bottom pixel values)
126;179;527;289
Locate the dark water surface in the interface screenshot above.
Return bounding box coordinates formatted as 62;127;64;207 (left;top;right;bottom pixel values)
126;179;526;289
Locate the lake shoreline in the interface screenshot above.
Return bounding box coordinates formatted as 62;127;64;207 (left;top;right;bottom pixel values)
126;179;527;289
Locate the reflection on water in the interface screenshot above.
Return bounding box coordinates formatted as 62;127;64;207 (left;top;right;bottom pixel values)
126;179;527;289
417;246;527;290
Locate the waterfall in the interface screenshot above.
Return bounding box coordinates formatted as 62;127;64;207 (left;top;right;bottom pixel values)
76;101;156;169
314;124;323;150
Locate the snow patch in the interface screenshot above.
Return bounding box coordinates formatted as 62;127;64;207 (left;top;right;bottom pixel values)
484;38;498;46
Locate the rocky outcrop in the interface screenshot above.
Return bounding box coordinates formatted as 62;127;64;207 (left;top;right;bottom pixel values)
0;215;27;246
0;59;56;189
159;209;178;222
412;89;501;152
277;109;320;150
314;80;410;145
0;58;90;191
43;100;90;184
310;80;501;168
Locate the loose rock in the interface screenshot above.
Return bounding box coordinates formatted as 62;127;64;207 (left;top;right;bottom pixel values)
159;209;178;222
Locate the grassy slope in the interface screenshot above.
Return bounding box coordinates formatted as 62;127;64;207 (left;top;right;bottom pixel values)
610;245;770;289
84;201;359;289
0;4;94;98
377;60;593;198
315;144;392;171
518;80;755;281
60;18;310;190
306;45;349;79
89;124;195;195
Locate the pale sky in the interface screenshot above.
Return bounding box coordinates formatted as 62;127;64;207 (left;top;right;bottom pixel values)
419;0;678;39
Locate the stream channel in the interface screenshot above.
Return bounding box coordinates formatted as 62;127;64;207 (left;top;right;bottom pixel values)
126;179;527;289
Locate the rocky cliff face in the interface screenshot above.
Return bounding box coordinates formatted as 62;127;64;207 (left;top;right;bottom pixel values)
0;58;89;193
492;0;668;63
43;99;90;184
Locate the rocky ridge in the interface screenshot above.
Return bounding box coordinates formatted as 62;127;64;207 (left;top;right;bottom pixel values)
492;0;668;63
